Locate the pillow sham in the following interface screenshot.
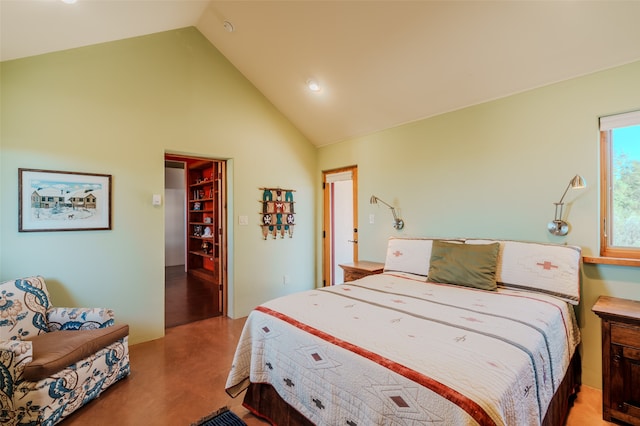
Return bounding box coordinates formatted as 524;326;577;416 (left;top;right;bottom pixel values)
383;237;434;276
466;239;581;304
428;240;500;291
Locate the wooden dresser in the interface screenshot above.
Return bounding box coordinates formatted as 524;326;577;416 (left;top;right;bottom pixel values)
339;261;384;283
592;295;640;425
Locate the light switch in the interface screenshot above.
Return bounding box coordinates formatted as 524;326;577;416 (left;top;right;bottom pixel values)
238;215;249;226
152;194;162;206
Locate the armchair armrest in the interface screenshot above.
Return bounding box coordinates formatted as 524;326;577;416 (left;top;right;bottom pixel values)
47;307;115;331
0;340;33;424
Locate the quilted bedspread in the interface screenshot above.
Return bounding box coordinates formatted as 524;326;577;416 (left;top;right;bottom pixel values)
225;272;580;426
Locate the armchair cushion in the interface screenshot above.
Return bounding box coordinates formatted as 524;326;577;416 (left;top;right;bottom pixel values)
0;276;50;340
23;324;129;381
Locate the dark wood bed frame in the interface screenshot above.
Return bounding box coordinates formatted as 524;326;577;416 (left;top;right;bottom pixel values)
241;352;581;425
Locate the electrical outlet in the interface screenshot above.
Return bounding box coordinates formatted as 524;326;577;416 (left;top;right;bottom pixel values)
369;214;375;224
283;275;290;285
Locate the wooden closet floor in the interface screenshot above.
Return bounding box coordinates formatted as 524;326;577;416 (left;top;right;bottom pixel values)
165;265;220;328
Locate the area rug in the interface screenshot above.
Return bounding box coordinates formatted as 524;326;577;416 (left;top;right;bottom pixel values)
191;406;247;426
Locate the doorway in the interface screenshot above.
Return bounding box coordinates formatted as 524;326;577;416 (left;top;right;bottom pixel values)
164;154;227;328
323;166;358;286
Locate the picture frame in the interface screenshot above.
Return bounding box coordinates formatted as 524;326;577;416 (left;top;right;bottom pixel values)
19;168;112;232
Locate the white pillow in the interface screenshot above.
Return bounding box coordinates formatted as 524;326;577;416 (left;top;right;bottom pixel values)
465;239;581;304
384;237;434;276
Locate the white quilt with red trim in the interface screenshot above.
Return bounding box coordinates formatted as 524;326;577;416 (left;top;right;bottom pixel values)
226;273;580;426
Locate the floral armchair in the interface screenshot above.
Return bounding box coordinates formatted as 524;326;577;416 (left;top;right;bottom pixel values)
0;276;130;426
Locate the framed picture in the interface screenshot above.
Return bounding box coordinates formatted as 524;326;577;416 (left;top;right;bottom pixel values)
19;168;112;232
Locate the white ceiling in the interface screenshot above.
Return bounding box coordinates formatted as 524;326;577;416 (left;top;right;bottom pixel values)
2;1;640;147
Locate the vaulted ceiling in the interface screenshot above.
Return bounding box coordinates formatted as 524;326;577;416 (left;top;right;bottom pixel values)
2;1;640;146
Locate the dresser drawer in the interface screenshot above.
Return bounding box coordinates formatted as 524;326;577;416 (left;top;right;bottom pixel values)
344;269;368;282
623;346;640;362
611;323;640;349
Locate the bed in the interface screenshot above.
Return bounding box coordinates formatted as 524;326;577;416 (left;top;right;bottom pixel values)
226;237;582;425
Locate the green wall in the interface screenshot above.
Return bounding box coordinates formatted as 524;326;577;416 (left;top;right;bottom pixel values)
2;24;639;391
0;27;317;344
317;60;640;389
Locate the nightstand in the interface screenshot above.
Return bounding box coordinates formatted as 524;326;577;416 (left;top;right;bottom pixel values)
339;261;384;283
592;295;640;425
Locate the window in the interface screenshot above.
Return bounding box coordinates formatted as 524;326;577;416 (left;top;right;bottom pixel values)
600;110;640;259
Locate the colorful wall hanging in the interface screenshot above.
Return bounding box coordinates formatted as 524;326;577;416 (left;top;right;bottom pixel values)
260;187;295;239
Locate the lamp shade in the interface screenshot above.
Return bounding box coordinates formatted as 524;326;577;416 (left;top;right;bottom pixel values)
569;175;586;189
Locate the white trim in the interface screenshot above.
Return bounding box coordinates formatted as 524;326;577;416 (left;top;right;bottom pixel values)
600;110;640;131
325;171;353;183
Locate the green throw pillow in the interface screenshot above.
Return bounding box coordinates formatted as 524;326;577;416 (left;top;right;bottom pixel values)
428;241;500;291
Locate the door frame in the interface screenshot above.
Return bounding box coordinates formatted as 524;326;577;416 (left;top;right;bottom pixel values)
164;153;228;317
164;159;188;270
322;165;358;287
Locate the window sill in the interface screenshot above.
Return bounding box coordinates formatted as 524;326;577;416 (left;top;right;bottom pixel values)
583;256;640;267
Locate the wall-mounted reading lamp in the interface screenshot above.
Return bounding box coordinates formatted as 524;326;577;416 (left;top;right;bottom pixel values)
370;195;404;230
547;174;586;236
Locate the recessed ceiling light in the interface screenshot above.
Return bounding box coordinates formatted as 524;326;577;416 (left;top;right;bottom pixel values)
61;0;78;4
223;21;235;33
306;79;321;92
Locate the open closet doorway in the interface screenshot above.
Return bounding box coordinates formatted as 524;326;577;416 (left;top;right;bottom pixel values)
164;154;227;328
323;166;358;286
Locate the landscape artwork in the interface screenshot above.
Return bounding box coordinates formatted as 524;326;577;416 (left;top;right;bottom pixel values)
19;168;112;232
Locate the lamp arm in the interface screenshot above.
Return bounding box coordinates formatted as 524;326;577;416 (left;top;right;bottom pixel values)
554;202;564;222
556;182;572;205
389;207;399;222
374;198;399;221
373;197;393;209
